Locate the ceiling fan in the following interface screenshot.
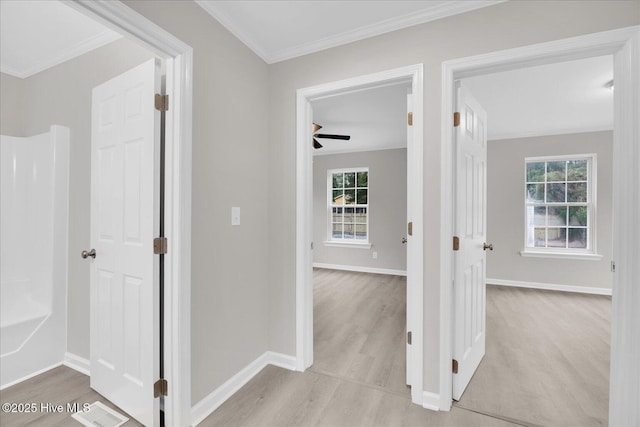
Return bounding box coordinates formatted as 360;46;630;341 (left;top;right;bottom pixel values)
313;123;351;149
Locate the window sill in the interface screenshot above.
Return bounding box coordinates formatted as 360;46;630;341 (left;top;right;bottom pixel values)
324;241;372;249
520;250;603;261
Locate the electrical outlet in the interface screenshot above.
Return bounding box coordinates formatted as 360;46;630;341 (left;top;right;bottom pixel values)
372;251;378;259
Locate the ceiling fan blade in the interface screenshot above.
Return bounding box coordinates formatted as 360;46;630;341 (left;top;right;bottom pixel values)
313;138;323;149
315;134;350;140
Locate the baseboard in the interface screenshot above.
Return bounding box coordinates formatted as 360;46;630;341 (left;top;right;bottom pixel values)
191;351;296;426
487;278;612;296
63;352;90;376
0;362;62;391
422;391;441;411
313;263;406;277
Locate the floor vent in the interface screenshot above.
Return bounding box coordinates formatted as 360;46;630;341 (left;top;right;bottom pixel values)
72;401;129;427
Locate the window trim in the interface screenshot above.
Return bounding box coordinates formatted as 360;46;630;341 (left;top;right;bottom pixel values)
326;167;370;246
521;153;599;259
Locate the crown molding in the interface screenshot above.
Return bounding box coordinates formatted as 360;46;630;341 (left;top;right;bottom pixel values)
195;0;506;64
193;0;270;62
1;29;121;79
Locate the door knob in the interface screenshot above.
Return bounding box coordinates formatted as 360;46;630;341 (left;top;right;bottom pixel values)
81;249;96;259
483;243;493;251
401;237;408;244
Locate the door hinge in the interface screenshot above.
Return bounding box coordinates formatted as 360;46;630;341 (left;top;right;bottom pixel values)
407;331;412;345
407;221;413;236
452;359;459;374
154;378;168;397
155;94;169;112
154;237;168;255
408;112;413;126
453;112;460;127
611;261;616;273
453;236;460;251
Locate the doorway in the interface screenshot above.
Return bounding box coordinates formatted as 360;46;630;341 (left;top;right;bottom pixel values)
309;82;410;395
51;3;194;425
441;26;639;424
296;64;424;405
451;54;614;425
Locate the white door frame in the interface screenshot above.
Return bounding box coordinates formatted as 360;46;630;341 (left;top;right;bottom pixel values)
440;26;639;415
296;64;424;405
66;2;193;426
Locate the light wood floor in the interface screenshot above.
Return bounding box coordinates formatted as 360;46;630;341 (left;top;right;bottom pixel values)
0;365;141;426
456;284;611;427
310;268;409;397
0;273;611;426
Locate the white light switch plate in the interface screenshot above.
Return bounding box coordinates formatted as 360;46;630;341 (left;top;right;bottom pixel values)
231;207;240;225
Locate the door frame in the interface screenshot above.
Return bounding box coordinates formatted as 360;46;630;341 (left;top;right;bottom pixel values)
440;26;639;414
66;2;193;426
296;64;424;405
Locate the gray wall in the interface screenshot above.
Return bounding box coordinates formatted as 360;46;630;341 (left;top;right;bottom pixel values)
265;1;638;394
313;149;407;272
487;131;613;289
1;38;155;359
0;72;24;136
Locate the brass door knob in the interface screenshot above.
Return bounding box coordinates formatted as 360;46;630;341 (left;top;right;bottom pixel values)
483;243;493;251
81;249;96;259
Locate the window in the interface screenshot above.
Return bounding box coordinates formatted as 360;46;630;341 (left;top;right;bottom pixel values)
328;168;369;244
524;155;597;258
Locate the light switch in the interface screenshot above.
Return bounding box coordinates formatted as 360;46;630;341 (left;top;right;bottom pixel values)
231;207;240;225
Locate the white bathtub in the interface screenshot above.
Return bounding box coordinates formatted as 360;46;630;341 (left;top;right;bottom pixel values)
0;126;69;389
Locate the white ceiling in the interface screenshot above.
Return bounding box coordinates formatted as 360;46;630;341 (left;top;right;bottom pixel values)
0;0;121;78
312;82;410;155
0;1;613;145
195;0;505;64
463;55;614;140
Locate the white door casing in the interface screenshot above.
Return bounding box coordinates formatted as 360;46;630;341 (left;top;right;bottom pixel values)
405;92;413;386
90;58;161;426
296;64;424;406
452;82;488;401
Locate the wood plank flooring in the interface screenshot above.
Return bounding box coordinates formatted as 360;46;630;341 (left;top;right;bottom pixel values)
0;272;611;426
200;269;516;426
455;284;611;427
200;364;515;427
0;365;141;426
310;268;408;396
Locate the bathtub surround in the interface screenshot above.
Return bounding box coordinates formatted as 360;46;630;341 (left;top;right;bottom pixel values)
0;126;69;389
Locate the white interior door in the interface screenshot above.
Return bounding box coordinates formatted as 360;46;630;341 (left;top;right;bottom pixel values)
405;93;413;387
89;58;161;426
452;82;488;401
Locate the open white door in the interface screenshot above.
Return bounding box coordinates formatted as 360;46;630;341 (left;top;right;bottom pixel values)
89;58;161;426
452;82;488;401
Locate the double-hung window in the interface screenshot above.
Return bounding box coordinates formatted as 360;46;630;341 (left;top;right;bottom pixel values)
523;154;598;258
328;168;369;244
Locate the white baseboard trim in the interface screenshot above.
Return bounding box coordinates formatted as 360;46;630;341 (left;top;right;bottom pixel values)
191;351;296;426
422;391;441;411
313;263;406;277
0;362;62;391
63;352;90;376
487;278;612;296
